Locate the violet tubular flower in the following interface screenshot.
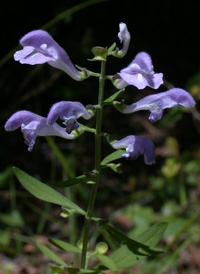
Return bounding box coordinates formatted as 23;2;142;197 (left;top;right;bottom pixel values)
111;135;155;165
112;22;131;58
4;111;75;152
47;101;92;134
14;30;83;81
114;52;163;89
114;88;195;122
118;23;131;57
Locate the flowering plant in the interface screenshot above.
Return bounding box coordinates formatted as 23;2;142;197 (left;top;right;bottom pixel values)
5;23;195;273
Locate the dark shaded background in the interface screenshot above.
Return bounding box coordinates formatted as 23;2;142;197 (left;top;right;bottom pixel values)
1;0;200;171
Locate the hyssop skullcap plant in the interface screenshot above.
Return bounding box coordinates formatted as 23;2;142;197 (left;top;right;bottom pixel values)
4;21;196;273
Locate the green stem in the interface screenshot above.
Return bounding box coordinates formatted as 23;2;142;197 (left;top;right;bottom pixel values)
80;60;106;270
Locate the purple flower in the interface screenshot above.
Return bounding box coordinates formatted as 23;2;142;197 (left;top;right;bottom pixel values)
116;22;131;57
111;135;155;165
47;101;92;133
114;88;195;122
5;111;76;152
115;52;163;89
14;30;83;81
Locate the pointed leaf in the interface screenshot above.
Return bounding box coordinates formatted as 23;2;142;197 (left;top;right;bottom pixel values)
104;163;122;173
109;222;167;268
37;242;67;266
79;269;102;274
50;174;87;188
101;150;126;166
104;89;125;104
108;42;116;54
13;167;85;215
49;239;81;253
99;221;164;256
95;254;118;272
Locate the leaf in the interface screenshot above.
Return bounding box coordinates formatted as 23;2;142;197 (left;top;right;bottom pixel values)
104;89;125;104
95;254;118;272
49;239;81;253
99;221;165;256
109;222;167;269
79;269;102;274
49;263;64;274
0;210;24;227
104;163;122;173
50;174;87;188
101;150;126;166
13;167;85;215
37;242;67;266
108;42;116;53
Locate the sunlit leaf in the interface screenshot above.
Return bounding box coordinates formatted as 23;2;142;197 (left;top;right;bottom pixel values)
108;222;167;268
13;167;85;215
99;221;165;256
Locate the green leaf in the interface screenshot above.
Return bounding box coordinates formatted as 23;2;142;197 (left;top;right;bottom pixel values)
37;242;67;266
99;221;165;256
109;222;167;269
104;163;122;173
13;167;85;215
108;42;116;54
101;150;126;166
0;210;24;227
79;269;102;274
0;230;11;246
95;254;118;272
113;100;126;112
49;239;81;253
50;174;87;188
104;89;125;104
49;263;64;274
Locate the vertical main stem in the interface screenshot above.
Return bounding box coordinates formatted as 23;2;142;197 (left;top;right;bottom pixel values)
80;60;106;269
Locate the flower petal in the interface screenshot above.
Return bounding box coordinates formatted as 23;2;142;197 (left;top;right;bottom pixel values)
121;88;195;122
5;110;75;152
117;22;131;57
14;46;54;65
112;135;155;165
118;72;148;89
14;30;82;80
116;52;163;90
47;101;92;133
